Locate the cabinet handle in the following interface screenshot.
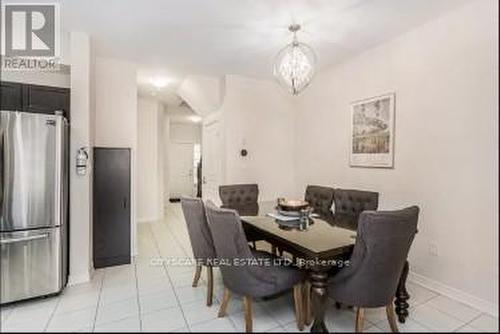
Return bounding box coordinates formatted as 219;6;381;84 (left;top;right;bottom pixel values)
123;197;127;209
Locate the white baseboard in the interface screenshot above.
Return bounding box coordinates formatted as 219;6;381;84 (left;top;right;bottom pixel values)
67;271;91;286
132;246;139;257
408;271;498;316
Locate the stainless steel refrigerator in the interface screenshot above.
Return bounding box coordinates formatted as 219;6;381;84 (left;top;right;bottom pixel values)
0;111;68;304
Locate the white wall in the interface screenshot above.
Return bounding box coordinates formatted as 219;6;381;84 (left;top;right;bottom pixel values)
68;31;93;284
94;57;139;255
177;75;225;116
295;0;498;313
170;122;201;143
214;75;297;201
94;57;138;148
137;97;164;222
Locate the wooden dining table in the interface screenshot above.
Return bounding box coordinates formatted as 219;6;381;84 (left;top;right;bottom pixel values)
224;201;411;333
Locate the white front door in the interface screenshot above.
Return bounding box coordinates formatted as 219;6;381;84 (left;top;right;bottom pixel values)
202;119;222;203
169;143;195;198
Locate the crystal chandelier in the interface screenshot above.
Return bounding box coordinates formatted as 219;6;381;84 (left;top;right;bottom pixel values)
273;24;317;95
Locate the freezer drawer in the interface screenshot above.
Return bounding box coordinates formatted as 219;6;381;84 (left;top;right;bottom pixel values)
1;227;65;304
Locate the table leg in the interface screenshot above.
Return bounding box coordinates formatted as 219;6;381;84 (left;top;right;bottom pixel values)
395;260;410;323
310;268;329;333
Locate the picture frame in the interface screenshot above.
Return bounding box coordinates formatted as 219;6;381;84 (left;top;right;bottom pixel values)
350;93;395;168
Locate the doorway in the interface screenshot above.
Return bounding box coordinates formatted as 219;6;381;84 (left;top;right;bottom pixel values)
167;121;202;202
169;142;201;199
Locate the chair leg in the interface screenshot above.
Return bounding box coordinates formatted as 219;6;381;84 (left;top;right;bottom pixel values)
252;241;257;249
386;303;399;332
293;284;305;331
355;307;365;333
271;245;277;255
218;288;232;317
303;281;312;326
206;265;213;306
192;264;202;287
243;296;253;333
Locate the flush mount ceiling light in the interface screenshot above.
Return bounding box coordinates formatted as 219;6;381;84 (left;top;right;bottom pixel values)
273;24;317;96
188;115;202;123
150;77;170;89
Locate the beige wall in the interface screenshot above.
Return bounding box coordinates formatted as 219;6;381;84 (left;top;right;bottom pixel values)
216;75;297;201
137;97;164;222
170;123;201;143
177;75;225;116
295;0;498;313
94;57;138;255
94;57;138;148
68;31;93;284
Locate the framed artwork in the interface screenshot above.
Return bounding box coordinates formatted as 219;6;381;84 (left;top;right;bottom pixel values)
350;93;395;168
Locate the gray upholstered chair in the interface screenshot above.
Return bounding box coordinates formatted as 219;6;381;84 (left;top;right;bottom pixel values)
219;183;259;206
329;206;419;332
304;185;335;214
333;188;379;217
205;202;307;332
219;184;261;249
180;196;216;306
273;185;335;258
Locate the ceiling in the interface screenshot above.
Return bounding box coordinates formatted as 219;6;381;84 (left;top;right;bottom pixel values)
29;0;471;104
164;104;203;124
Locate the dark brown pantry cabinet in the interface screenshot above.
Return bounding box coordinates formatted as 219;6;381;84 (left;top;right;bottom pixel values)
93;148;131;268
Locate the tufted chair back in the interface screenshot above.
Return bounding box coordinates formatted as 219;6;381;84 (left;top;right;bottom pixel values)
304;185;335;214
219;184;259;206
330;206;419;307
180;196;216;264
333;188;379;216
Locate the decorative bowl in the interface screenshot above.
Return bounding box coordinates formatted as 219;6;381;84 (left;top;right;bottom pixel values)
277;199;310;212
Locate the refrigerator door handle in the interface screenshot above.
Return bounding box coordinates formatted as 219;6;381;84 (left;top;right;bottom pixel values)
0;112;9;229
54;116;63;227
0;233;49;244
1;121;4;218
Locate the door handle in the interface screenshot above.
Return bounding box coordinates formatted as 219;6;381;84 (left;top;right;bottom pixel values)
0;234;49;244
123;197;128;209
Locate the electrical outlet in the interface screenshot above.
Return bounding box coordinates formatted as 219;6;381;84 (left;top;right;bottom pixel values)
428;243;438;257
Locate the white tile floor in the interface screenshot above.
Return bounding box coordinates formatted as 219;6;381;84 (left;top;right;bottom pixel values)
1;203;498;332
